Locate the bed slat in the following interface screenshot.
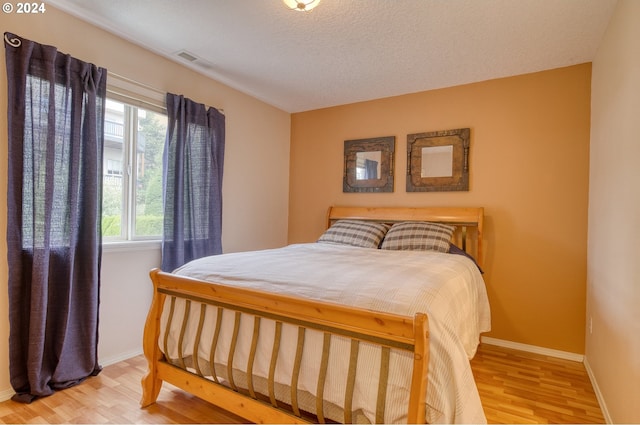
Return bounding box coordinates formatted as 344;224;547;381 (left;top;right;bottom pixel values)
375;347;391;424
269;321;283;408
177;300;191;369
247;316;261;399
209;307;223;385
163;297;176;365
344;339;360;423
192;304;207;376
316;332;332;423
227;311;242;391
291;327;306;417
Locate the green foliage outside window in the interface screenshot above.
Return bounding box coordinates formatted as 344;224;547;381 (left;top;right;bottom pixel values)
101;101;166;239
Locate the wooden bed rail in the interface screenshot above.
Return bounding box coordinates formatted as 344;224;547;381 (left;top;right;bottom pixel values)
141;268;430;424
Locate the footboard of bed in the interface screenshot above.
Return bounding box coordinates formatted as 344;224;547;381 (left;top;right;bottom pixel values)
141;268;430;424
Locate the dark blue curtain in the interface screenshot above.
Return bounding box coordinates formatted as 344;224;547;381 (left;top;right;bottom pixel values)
161;93;225;271
364;159;378;179
4;32;106;402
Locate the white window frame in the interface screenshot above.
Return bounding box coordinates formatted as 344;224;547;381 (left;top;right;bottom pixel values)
103;73;166;250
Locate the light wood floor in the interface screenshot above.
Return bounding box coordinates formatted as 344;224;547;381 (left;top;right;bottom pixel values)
0;343;604;424
470;344;604;424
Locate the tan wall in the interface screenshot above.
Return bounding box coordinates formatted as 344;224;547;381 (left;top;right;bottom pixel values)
0;7;291;398
587;0;640;422
289;64;592;354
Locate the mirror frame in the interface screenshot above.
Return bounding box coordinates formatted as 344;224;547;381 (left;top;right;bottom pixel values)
406;128;470;192
343;136;395;193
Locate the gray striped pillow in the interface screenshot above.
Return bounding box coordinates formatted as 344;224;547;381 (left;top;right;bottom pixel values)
380;221;455;252
317;220;390;248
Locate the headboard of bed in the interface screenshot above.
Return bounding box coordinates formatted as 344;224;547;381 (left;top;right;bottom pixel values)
326;206;484;268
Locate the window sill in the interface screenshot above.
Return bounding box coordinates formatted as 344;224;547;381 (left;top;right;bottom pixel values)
102;240;161;253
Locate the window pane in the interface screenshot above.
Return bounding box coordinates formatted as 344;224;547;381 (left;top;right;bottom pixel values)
102;99;125;238
134;108;166;237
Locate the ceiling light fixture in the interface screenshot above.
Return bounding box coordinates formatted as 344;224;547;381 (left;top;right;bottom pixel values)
283;0;321;12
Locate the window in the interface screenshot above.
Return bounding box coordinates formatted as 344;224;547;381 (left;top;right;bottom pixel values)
106;159;122;176
102;98;167;241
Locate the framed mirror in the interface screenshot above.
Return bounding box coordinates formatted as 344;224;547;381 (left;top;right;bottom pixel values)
406;128;470;192
343;136;395;192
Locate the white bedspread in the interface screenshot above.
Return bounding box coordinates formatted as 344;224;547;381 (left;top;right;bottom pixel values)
162;243;491;423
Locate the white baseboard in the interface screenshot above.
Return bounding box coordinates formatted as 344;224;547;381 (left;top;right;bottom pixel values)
481;336;584;362
99;349;143;367
0;387;14;403
584;357;612;424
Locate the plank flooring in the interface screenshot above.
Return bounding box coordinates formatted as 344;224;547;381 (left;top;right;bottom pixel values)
470;344;604;424
0;343;604;424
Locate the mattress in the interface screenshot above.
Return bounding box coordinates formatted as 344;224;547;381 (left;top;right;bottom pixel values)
160;242;491;423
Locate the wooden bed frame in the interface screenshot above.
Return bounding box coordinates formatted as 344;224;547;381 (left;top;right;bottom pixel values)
140;206;484;424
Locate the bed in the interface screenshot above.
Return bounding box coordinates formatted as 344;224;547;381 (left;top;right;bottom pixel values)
140;206;491;423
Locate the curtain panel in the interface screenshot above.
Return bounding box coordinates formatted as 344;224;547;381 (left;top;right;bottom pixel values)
4;32;106;402
162;93;225;272
364;159;378;179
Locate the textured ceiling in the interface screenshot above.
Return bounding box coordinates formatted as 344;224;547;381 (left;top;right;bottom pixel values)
48;0;617;113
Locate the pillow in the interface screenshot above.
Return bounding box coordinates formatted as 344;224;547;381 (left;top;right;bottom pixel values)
317;220;390;249
380;221;455;252
448;243;484;273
